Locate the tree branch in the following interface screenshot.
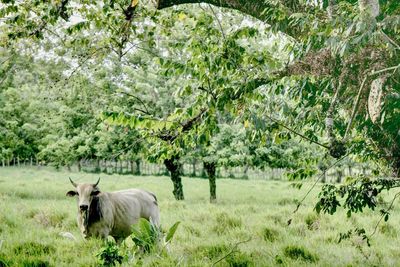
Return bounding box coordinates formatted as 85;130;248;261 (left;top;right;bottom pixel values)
156;0;307;38
370;191;400;238
118;91;151;115
158;108;208;142
264;114;330;149
289;152;350;222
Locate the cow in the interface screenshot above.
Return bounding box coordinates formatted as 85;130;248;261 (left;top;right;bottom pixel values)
66;177;160;243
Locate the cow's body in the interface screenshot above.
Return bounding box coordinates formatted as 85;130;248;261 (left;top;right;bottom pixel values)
67;178;159;242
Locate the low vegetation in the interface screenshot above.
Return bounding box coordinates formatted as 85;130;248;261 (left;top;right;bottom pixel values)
1;167;400;266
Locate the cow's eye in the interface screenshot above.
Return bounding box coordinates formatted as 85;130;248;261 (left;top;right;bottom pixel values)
91;191;100;196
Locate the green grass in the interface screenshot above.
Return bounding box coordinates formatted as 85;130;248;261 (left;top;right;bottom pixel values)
0;167;399;266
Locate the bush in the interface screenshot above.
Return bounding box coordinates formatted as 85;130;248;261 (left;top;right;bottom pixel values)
130;219;180;254
283;245;318;262
96;241;124;266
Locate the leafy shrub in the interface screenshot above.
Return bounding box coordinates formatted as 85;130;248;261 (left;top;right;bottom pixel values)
131;218;162;254
131;218;180;253
131;219;180;254
283;245;318;262
96;219;181;265
262;227;279;242
96;241;124;266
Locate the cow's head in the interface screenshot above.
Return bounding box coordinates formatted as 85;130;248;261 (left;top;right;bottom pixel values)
66;177;101;212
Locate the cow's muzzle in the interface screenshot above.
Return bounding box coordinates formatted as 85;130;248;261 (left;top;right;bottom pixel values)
80;204;89;211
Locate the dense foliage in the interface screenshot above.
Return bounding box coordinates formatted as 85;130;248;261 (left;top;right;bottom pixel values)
0;1;399;210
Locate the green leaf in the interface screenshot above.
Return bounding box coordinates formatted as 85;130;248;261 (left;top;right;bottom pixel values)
384;213;389;222
165;221;180;243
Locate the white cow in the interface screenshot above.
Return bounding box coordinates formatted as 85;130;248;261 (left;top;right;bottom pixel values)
66;178;160;242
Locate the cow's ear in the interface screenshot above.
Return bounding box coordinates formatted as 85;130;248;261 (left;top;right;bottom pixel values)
66;190;78;197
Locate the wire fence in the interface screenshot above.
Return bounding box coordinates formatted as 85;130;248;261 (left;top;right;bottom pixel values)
0;157;373;182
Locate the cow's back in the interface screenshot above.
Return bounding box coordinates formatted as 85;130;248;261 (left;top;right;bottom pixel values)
107;189;159;239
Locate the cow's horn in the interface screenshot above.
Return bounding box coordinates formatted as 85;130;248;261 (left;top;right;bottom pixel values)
69;177;77;187
94;177;100;187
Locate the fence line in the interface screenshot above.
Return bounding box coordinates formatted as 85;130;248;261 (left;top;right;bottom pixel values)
0;157;374;181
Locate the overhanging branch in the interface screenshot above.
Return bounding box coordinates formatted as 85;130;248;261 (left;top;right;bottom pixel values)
158;108;208;142
156;0;310;38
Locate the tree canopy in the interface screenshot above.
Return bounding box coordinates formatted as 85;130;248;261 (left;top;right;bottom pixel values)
1;0;399;216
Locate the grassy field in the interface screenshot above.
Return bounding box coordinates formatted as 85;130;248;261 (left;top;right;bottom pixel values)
0;167;399;266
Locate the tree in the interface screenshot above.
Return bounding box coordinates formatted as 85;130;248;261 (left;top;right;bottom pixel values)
1;0;399;211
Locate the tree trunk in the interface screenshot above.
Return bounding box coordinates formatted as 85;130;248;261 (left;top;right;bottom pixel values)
95;159;100;173
164;156;184;200
204;161;217;203
77;160;81;172
191;159;197;177
135;159;141;175
113;160;117;173
336;169;343;183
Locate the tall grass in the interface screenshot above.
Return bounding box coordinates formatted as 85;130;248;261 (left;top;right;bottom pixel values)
0;167;399;266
